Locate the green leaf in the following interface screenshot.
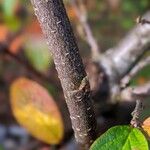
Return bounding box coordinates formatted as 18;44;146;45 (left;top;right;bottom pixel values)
3;0;17;17
4;16;21;32
90;125;148;150
24;36;52;73
130;65;150;86
0;145;4;150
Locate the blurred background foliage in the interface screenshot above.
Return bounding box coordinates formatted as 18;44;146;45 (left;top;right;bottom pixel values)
0;0;150;149
0;0;150;72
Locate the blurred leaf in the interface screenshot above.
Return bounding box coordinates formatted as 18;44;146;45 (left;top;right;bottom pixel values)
10;77;64;144
0;25;9;42
121;19;134;30
66;5;77;20
3;0;17;17
26;19;42;35
90;125;148;150
122;0;149;14
0;145;4;150
140;97;150;121
9;34;24;54
130;65;150;86
122;1;133;13
142;117;150;137
44;83;57;97
107;0;120;11
4;16;21;31
140;0;149;8
24;36;52;73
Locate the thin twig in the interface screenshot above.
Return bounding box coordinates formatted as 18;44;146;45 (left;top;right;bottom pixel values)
0;43;59;89
136;16;150;25
132;82;150;98
121;56;150;88
121;81;150;102
71;0;100;59
130;100;143;128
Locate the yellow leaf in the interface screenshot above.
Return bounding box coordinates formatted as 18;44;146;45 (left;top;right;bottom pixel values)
10;77;64;144
142;117;150;136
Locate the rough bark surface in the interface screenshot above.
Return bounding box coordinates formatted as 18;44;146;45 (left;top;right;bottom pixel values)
30;0;96;148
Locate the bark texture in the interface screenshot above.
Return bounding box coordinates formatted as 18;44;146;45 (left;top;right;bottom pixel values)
30;0;96;148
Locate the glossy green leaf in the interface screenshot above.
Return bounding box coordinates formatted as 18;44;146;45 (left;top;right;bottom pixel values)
90;125;148;150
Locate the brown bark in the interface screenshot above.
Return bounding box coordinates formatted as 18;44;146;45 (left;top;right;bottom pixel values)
30;0;97;148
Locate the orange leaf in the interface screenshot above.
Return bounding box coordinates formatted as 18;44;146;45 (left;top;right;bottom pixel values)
10;77;64;144
137;77;147;85
142;117;150;136
66;6;77;20
9;34;24;54
26;19;42;35
0;25;9;42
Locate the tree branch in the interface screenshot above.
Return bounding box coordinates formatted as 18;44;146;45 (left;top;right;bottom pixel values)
130;100;143;128
101;11;150;80
30;0;97;148
96;11;150;100
132;82;150;98
121;56;150;88
136;16;150;25
70;0;100;59
121;81;150;102
0;42;58;88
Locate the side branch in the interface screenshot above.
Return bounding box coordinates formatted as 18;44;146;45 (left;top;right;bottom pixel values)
30;0;97;148
121;56;150;88
0;42;56;87
131;100;143;128
101;11;150;81
121;81;150;102
97;11;150;100
71;0;100;59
